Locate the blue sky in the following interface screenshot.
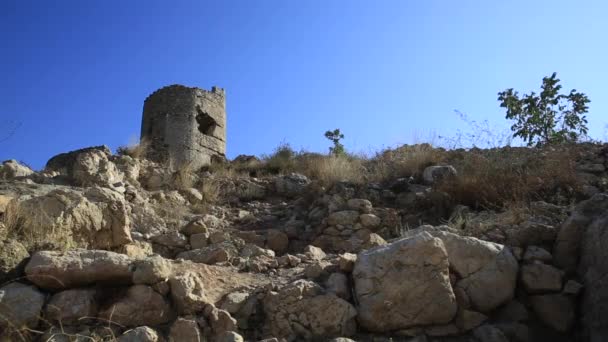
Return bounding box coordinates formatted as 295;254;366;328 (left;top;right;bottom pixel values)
1;0;607;169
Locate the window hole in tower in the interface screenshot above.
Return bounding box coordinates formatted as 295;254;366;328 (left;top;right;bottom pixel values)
196;108;218;136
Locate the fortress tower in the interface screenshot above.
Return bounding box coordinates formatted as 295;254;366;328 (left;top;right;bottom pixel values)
140;85;226;168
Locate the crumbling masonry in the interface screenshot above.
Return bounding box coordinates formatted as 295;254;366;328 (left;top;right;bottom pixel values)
141;85;226;168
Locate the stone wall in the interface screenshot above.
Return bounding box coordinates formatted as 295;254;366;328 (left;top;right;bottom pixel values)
141;85;226;168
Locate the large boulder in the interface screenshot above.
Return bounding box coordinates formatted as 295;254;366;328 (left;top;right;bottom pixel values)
264;280;357;340
403;227;519;312
25;249;133;290
45;145;123;187
44;288;98;325
0;283;45;330
98;285;173;327
353;232;457;331
570;193;608;340
433;231;518;312
0;160;33;180
4;186;132;249
554;193;608;273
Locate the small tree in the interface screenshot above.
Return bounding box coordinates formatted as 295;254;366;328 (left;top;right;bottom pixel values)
498;73;590;146
324;129;346;156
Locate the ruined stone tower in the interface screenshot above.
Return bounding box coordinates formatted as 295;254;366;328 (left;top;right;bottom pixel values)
141;85;226;168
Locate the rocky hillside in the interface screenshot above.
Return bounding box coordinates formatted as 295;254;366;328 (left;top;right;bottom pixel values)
0;142;607;342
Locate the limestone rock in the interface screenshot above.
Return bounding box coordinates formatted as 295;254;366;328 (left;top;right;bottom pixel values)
169;271;210;315
327;210;360;226
554;193;608;273
5;186;132;249
0;239;29;283
216;331;244;342
530;294;575;332
208;307;238;335
152;231;188;248
521;263;563;294
573;193;608;340
132;255;173;285
118;326;161;342
473;325;509;342
169;317;203;342
0;160;33;180
190;233;209;250
353;232;457;331
25;249;133;290
177;242;237;265
522;246;553;263
98;285;173;327
338;253;357;273
0;283;45;330
45;145;123;187
45;288;98;325
431;231;518;312
422;165;457;184
304;245;326;261
359;214;381;228
346;198;373;213
221;291;250;314
326;272;350;300
263;280;357;339
266;229;289;254
274;173;311;197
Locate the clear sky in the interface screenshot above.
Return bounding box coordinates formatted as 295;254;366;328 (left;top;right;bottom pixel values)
2;0;607;169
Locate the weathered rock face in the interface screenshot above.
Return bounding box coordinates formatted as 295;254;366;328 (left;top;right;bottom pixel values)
45;145;124;187
5;186;132;249
0;283;45;330
168;317;203;342
117;326;161;342
45;288;98;325
571;193;608;341
402;227;519;312
353;232;457;331
25;249;133;290
274;173;311;198
98;285;174;327
0;239;29;283
434;232;518;312
169;271;210;315
0;160;34;180
264;280;357;340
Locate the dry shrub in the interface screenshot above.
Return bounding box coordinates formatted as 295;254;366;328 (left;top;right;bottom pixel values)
262;142;298;174
171;162;197;190
3;202;76;251
199;179;220;204
299;154;365;187
367;143;446;183
439;147;580;209
116;137;150;159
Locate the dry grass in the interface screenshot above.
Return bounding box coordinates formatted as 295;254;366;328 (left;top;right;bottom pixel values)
171;161;197;190
3;202;76;251
438;147;581;209
198;179;220;205
366;143;446;183
116;138;150;159
298;154;365;187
